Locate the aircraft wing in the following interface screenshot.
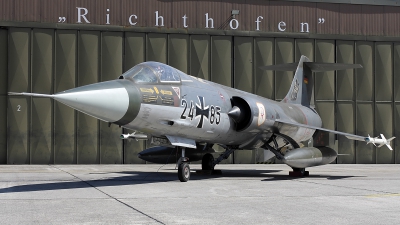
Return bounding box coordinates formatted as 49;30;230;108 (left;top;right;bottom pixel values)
275;119;366;142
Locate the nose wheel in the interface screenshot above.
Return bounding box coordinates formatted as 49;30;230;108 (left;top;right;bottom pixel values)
177;148;190;182
178;163;190;182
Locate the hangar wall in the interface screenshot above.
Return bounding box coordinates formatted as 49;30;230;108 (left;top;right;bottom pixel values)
1;27;399;164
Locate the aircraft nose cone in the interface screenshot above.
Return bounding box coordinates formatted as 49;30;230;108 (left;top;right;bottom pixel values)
54;80;141;125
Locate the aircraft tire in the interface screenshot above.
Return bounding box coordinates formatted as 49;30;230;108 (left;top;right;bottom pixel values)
202;153;214;170
178;163;190;182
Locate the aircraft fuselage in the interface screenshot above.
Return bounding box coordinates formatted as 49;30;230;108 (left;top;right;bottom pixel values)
125;72;321;149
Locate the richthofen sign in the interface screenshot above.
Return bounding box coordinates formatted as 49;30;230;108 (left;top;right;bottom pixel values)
72;7;323;33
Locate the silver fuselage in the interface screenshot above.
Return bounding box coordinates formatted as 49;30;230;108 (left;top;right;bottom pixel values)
125;73;321;149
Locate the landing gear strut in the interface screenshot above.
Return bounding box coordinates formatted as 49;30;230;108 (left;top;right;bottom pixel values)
177;148;190;182
198;145;236;175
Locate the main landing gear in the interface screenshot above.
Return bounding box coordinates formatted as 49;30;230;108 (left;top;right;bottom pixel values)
262;133;309;177
198;145;236;175
177;145;236;182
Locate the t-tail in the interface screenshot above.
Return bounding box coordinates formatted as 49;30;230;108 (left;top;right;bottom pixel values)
260;55;362;107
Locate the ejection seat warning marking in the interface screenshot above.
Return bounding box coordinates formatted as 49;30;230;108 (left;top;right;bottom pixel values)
161;96;174;105
160;90;172;95
142;94;158;104
256;102;265;126
140;88;154;94
180;96;221;128
140;86;178;106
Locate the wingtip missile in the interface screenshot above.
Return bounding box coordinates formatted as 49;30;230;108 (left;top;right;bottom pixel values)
120;132;148;141
364;134;395;150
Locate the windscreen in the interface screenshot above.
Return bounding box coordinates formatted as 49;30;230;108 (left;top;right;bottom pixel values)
121;62;181;83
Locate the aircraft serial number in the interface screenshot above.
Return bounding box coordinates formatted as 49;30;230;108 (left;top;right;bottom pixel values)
180;98;221;128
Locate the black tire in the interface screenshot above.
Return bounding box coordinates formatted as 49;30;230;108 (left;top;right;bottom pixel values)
202;153;214;170
178;163;190;182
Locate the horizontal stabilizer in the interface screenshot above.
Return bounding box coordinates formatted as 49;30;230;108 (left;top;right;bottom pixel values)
259;62;362;72
259;63;298;71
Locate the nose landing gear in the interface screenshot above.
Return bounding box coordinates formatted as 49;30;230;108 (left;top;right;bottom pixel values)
178;162;190;182
177;148;190;182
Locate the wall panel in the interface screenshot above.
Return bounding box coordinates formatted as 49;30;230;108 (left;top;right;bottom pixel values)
8;28;30;164
355;42;374;101
190;35;210;80
31;29;54;163
147;33;167;63
234;150;255;164
337;102;355;163
375;43;393;101
211;36;232;87
125;141;146;164
0;29;7;164
254;38;274;99
54;30;77;164
356;103;375;163
395;104;400;164
275;38;294;100
395;43;400;102
77;31;100;164
375;103;394;163
0;96;5;164
295;39;314;61
315;40;335;100
124;32;146;163
168;34;188;73
100;32;123;164
234;37;253;93
8;98;30;164
315;102;335;130
337;41;355;100
125;32;145;71
233;36;253;163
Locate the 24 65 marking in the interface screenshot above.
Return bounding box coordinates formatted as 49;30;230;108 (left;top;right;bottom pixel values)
180;96;221;128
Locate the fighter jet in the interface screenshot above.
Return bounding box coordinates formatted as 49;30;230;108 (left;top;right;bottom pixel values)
9;55;395;182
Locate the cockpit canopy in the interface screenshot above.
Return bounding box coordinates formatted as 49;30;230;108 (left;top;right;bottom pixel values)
120;62;182;84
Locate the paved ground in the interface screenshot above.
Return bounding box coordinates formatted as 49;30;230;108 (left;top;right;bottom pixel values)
0;164;399;224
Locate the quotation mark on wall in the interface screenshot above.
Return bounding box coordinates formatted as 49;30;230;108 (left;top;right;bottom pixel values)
318;18;325;24
58;17;67;23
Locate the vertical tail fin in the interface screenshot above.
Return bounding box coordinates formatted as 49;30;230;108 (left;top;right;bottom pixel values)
259;55;362;107
282;56;313;106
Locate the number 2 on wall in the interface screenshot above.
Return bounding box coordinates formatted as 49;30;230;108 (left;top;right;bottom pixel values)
17;105;21;112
